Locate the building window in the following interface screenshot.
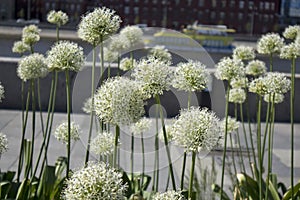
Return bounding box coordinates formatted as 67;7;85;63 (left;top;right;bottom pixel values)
143;7;148;13
248;1;254;9
124;6;130;14
153;0;157;4
212;0;217;8
270;2;275;10
239;1;244;9
210;11;216;19
188;0;192;6
134;7;139;14
265;2;270;10
220;12;225;19
152;20;156;26
230;0;235;8
198;0;204;7
230;13;235;19
221;0;226;8
175;0;180;5
238;13;243;20
264;14;269;22
259;2;264;10
198;11;203;18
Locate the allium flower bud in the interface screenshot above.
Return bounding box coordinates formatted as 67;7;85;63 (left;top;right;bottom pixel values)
233;46;255;61
245;60;267;77
22;25;40;46
54;121;80;144
47;10;69;27
257;33;284;55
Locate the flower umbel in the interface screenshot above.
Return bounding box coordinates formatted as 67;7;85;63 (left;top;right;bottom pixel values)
283;25;300;40
0;83;4;103
0;132;8;155
12;41;30;54
153;190;186;200
257;33;284;55
280;43;300;60
119;57;137;71
120;25;143;47
221;116;240;133
229;88;246;104
90;131;115;156
264;93;285;104
215;57;245;81
245;60;267;77
54;121;80;144
47;10;69;27
130;117;152;135
230;77;248;89
149;45;172;63
233;46;255;61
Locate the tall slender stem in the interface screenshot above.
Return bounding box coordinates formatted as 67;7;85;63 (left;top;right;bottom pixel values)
37;79;45;136
257;95;263;200
131;132;134;183
65;69;71;178
100;36;104;83
180;152;187;190
290;57;295;196
269;53;273;72
234;104;246;173
113;125;120;168
140;132;145;195
188;151;196;199
152;104;159;192
262;100;271;163
229;133;237;176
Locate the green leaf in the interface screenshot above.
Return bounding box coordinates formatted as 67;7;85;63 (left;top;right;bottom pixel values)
282;181;300;200
16;179;30;200
37;165;56;200
268;180;280;200
211;183;230;200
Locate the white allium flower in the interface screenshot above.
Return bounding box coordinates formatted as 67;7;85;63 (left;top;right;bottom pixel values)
90;131;115;156
221;116;240;133
229;88;246;104
22;24;40;35
149;45;172;63
263;72;291;94
109;34;130;53
82;97;94;114
47;40;84;72
132;57;172;97
17;53;48;81
158;125;174;143
152;190;186;200
280;42;300;60
22;32;40;46
233;46;255;61
264;93;284;104
119;57;137;71
130;117;151;135
245;60;267;77
120;25;143;47
249;77;268;96
172;107;221;153
283;25;300;40
63;161;127;200
47;10;69;27
173;60;210;92
0;132;8;155
215;57;245;81
78;7;121;45
54;121;80;144
12;41;30;54
230;77;248;89
94;77;146;125
102;47;118;62
0;83;4;103
257;33;284;55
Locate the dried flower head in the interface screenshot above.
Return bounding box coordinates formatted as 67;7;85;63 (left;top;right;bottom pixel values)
229;88;246;104
17;53;48;81
120;25;143;47
102;47;118;63
280;42;300;60
63;161;127;200
47;10;69;27
47;40;84;72
149;45;172;63
283;25;300;40
94;77;146;125
0;83;4;103
264;93;284;104
172;107;221;153
221;116;240;133
119;57;137;71
153;190;186;200
90;131;115;156
233;46;255;61
173;60;210;92
12;41;30;54
257;33;284;55
0;132;8;155
230;77;248;89
78;7;121;45
132;57;172;97
245;60;267;77
215;57;245;81
109;34;130;53
54;121;80;144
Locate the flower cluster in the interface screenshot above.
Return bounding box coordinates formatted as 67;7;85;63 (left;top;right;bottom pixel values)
280;43;300;60
249;76;268;96
130;117;152;135
257;33;284;55
230;77;248;89
221;116;240;133
283;25;300;40
78;7;121;45
54;121;80;144
17;53;48;81
264;93;284;104
120;25;143;47
82;97;94;114
119;57;137;71
94;77;146;125
245;60;267;77
47;10;69;27
215;57;245;81
149;45;172;63
90;131;115;156
233;46;255;61
172;107;221;153
152;190;186;200
109;34;130;53
47;41;84;72
158;125;174;143
12;41;30;54
103;47;118;63
132;57;172;97
0;83;4;103
22;25;40;46
173;60;210;92
63;162;127;200
0;132;8;155
229;88;246;104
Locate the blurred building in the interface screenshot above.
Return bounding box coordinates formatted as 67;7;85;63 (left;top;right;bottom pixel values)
280;0;300;29
13;0;282;34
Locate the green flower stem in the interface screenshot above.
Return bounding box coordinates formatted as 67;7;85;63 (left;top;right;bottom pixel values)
229;132;237;176
155;94;176;191
100;36;104;83
180;152;187;191
140;132;145;195
56;26;59;41
65;69;71;178
37;79;45;136
262;100;271;164
108;63;111;78
188;151;196;199
152;104;159;192
85;45;96;164
113;125;120;168
234;104;246;173
188;91;191;108
220;86;230;200
131;132;134;183
291;57;295;196
269;53;273;72
257;95;263;200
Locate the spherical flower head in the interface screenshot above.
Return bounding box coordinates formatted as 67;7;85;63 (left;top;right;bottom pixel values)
230;77;248;89
47;10;69;27
63;161;127;200
172;107;221;153
0;83;4;103
94;77;146;125
229;88;246;104
22;32;40;46
17;53;48;82
119;57;137;71
102;47;118;63
78;7;121;46
132;57;172;97
283;25;300;40
264;93;284;104
264;72;291;94
130;117;151;135
249;77;268;96
153;190;186;200
12;41;30;54
120;25;143;47
215;57;245;82
149;45;172;63
280;42;300;60
257;33;284;55
90;131;115;156
82;97;94;114
54;121;80;144
22;24;40;35
47;40;84;72
0;132;8;155
245;60;267;77
158;125;174;143
233;46;255;61
221;116;240;133
173;60;210;92
109;34;130;53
